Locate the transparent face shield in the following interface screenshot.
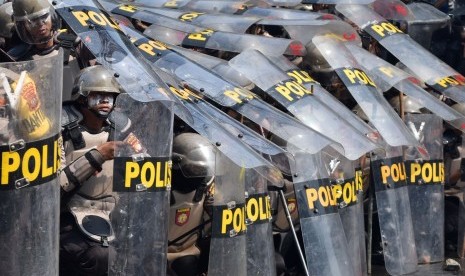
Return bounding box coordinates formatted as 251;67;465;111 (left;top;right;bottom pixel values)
14;7;59;44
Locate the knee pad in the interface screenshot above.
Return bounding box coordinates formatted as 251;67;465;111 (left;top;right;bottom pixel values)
171;255;199;276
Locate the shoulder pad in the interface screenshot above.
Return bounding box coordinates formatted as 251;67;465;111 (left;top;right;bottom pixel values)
62;103;83;128
7;43;32;61
108;110;131;132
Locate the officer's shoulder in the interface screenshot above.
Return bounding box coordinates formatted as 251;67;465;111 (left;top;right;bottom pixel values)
108;110;131;132
61;102;83;128
7;42;32;61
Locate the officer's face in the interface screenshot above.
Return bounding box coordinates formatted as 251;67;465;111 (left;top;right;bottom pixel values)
25;12;52;43
87;92;116;115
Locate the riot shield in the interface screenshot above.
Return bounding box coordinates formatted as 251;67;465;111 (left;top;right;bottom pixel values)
108;3;262;33
181;0;334;19
123;27;343;156
347;44;465;133
371;0;415;22
157;68;291;179
104;3;306;56
335;4;465;104
0;50;63;275
121;25;293;177
291;147;354;276
329;156;367;276
267;54;376;136
256;19;360;46
110;93;173;275
371;146;418;275
229;48;379;160
406;3;450;49
300;0;373;4
169;46;254;88
208;151;247;276
313;36;421;149
404;114;445;263
54;0;176;103
143;24;305;57
244;170;276;275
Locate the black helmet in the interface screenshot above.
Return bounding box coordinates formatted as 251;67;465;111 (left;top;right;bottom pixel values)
171;132;215;194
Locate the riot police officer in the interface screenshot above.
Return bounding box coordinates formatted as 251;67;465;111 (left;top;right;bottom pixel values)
168;132;215;276
11;0;61;60
59;65;125;276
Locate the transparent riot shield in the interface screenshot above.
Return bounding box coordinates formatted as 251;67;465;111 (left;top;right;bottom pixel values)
404;114;445;263
110;93;173;275
371;0;415;22
54;0;176;103
0;50;63;275
120;25;340;160
336;4;465;104
156;68;292;179
181;0;334;19
245;170;276;275
347;44;465;133
208;152;247;276
328;155;367;276
291;147;354;276
141;17;306;56
371;146;418;275
170;45;254;88
267;54;376;137
229;48;379;160
406;2;450;49
107;3;261;33
256;19;360;45
313;36;421;149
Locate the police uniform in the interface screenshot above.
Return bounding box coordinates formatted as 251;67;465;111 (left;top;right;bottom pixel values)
58;65;123;276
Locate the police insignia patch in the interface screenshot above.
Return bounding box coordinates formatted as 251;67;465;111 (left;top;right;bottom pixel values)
175;208;191;226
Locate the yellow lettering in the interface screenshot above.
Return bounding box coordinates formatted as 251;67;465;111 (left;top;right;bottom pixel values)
2;151;20;185
306;188;318;210
221;209;232;234
138;43;155;56
72;11;90;26
125;162;139;187
410;162;421;183
371;24;386;37
119;5;137;13
246;198;259;222
41;144;53;178
141;161;155;188
22;148;40;182
381;165;390;184
343;69;357;84
379;66;394;78
275;85;293;101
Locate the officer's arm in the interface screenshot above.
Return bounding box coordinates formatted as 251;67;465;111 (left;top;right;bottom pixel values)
59;145;104;195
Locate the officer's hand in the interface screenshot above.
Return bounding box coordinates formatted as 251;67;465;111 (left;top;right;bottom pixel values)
96;141;124;160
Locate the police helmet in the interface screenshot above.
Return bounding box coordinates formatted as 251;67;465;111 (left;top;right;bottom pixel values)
172;132;215;194
0;2;14;39
12;0;61;44
72;65;121;101
389;95;424;114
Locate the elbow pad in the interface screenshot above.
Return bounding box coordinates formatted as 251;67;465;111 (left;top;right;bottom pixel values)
61;149;105;192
